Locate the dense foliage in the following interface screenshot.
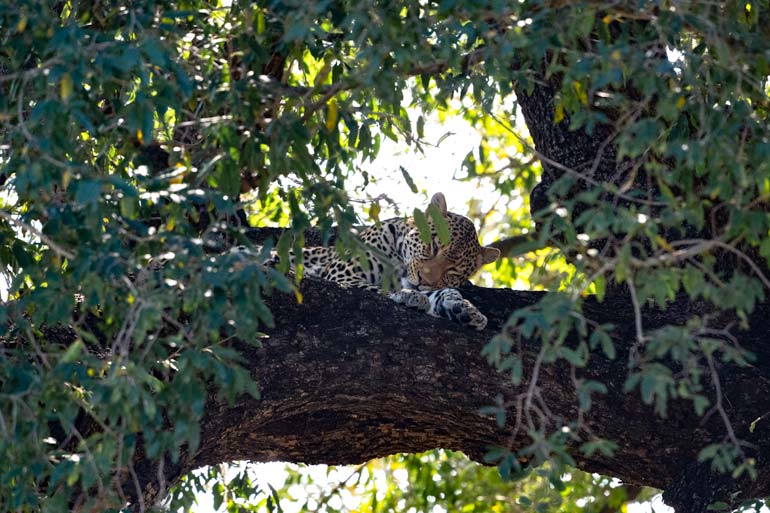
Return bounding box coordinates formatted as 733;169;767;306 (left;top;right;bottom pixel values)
1;0;770;511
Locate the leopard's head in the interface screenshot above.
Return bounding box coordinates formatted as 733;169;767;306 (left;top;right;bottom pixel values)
403;193;500;290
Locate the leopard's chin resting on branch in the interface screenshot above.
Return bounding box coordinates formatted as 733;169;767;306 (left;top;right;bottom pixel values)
116;273;770;511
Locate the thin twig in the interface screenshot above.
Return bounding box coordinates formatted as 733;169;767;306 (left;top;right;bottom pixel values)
128;462;147;513
630;239;716;268
25;326;51;370
524;346;545;428
703;351;744;454
316;463;367;512
0;209;76;260
0;42;117;84
0;56;61;84
155;457;167;509
711;240;770;292
626;278;645;365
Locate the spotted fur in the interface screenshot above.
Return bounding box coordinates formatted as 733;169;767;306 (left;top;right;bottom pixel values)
281;193;499;330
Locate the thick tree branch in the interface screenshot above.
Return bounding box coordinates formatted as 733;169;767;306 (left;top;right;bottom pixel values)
113;276;770;510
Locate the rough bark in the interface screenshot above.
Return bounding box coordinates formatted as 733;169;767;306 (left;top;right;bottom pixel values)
518;76;626;220
114;276;770;511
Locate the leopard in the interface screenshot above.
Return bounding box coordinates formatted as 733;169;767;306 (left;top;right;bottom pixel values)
275;192;500;330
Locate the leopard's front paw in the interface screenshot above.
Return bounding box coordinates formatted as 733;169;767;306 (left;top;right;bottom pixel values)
446;299;488;330
429;289;488;330
389;289;430;311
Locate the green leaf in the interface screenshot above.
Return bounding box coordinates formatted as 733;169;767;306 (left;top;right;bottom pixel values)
276;231;293;274
692;395;710;416
412;208;432;244
581;439;617;457
256;10;265;34
120;197;137;219
400;165;419;193
698;444;720;462
217;161;241;199
11;240;33;267
427;203;450;245
213;483;225;510
594;275;606;302
60;340;84;363
7;366;36;394
75;180;102;205
267;484;284;513
576;9;596;38
60;73;74;101
590;330;616;360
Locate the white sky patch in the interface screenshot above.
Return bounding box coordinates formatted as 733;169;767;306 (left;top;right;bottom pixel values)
1;187;24;301
350;106;487;219
666;46;684;64
666;46;685;76
186;462;383;513
628;494;673;513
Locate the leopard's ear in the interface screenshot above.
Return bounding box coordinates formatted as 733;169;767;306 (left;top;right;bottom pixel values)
427;192;448;216
480;246;501;264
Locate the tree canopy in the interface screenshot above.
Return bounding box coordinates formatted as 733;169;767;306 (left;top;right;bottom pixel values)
1;1;770;512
